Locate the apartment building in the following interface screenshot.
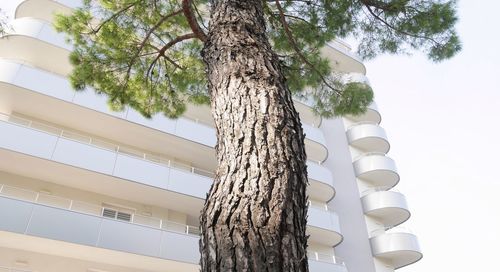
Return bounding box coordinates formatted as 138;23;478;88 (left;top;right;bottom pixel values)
0;1;422;271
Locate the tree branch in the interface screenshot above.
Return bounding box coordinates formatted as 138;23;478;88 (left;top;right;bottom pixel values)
145;33;197;84
91;1;140;34
119;10;184;95
135;9;183;60
272;13;320;29
182;0;207;42
362;2;442;46
193;2;209;31
158;33;198;56
274;0;341;95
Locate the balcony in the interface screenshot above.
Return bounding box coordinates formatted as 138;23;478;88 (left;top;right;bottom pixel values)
0;16;325;133
0;113;211;214
0;183;200;236
361;189;410;227
0;106;333;203
370;227;423;269
346;122;390;153
0;195;200;270
303;124;328;162
321;40;366;74
353;153;399;188
0;187;344;271
0;114;340;245
0;18;71;76
345;102;381;124
16;0;77;22
0;59;329;164
308;252;348;272
307;205;343;247
307;161;335;201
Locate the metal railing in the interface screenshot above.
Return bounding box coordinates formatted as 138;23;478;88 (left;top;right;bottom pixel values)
307;251;346;266
1;112;330;182
0;183;200;236
0;112;215;179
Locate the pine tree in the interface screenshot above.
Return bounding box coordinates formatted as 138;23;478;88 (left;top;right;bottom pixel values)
0;9;9;36
55;0;460;271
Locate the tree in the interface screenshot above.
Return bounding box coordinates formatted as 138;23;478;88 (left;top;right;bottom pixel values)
55;0;460;271
0;9;9;36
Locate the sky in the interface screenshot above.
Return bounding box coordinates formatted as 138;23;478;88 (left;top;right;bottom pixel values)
365;0;500;271
1;0;499;271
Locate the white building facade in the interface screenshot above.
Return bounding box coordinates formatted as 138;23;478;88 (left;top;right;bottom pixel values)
0;1;422;271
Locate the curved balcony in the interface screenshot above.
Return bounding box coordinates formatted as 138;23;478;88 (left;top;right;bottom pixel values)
346;122;390;153
353;153;399;188
303;124;328;162
16;0;77;22
321;40;366;74
361;189;410;227
346;102;381;125
307;206;343;247
294;99;322;128
307;161;335;201
0;18;71;76
308;252;348;272
370;227;423;269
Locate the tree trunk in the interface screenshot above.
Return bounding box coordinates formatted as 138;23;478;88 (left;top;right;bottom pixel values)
199;0;309;271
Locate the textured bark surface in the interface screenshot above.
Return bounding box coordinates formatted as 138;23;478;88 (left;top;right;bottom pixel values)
200;0;309;271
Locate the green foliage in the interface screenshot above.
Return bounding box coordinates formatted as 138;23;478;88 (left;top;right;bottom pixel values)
55;0;460;118
55;0;208;118
354;0;461;62
307;79;374;118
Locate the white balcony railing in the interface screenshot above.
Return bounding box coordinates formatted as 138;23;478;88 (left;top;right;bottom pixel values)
1;112;215;179
0;183;200;236
307;251;346;266
1;111;334;189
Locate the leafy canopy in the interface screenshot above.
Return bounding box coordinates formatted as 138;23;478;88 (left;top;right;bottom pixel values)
55;0;460;118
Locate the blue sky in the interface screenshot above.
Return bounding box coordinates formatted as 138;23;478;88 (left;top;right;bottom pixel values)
2;0;499;271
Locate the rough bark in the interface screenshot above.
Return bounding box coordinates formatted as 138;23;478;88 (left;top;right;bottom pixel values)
200;0;309;271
